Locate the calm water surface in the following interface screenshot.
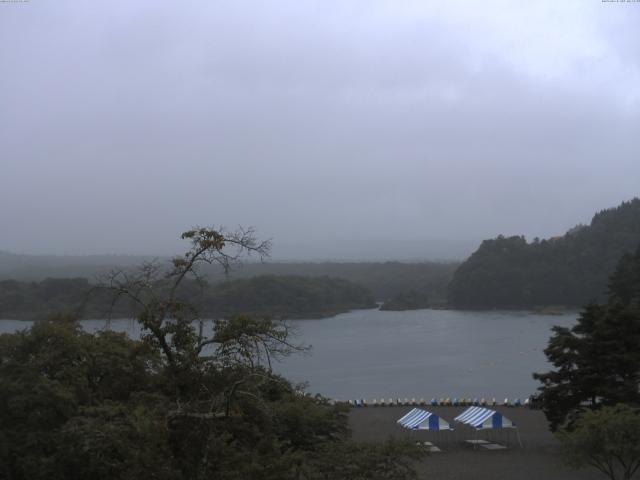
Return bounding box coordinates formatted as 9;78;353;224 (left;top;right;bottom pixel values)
1;309;576;400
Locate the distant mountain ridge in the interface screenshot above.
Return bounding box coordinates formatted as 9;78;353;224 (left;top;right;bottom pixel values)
447;198;640;309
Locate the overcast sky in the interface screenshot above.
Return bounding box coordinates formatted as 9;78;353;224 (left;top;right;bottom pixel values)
1;0;639;260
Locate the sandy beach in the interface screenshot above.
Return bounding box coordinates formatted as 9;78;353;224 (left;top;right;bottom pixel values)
349;406;602;480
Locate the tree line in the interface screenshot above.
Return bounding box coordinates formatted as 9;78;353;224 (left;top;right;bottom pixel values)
0;253;458;306
0;274;375;321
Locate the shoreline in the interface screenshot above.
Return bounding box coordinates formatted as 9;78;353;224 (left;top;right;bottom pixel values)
0;305;582;322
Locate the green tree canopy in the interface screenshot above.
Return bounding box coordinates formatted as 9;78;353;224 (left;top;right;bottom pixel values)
533;246;640;430
559;404;640;480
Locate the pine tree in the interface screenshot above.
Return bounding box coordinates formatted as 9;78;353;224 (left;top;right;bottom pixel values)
533;246;640;431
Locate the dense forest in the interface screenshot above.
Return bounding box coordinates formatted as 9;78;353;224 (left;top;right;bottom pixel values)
0;254;457;305
448;198;640;309
218;262;457;306
203;275;376;319
0;275;375;320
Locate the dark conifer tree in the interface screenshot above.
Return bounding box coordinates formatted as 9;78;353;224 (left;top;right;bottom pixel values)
533;246;640;430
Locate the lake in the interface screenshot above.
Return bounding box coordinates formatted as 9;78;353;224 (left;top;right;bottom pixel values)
0;308;577;401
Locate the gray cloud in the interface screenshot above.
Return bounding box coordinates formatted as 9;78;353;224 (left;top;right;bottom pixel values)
1;0;639;259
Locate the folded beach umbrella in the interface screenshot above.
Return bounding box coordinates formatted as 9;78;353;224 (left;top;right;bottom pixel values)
397;408;452;431
454;406;516;429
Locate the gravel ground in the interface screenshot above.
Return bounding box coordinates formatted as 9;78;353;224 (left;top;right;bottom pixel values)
348;406;602;480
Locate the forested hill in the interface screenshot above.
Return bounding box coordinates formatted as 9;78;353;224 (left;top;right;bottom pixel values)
447;198;640;309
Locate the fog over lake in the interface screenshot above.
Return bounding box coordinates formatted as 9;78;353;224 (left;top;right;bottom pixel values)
2;1;639;260
1;309;576;400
